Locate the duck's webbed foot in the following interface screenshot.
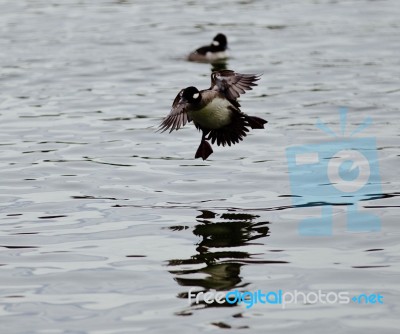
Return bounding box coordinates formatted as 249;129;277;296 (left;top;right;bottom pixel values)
195;140;213;160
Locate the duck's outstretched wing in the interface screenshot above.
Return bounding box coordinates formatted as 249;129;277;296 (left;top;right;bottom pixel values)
158;89;192;133
210;70;261;101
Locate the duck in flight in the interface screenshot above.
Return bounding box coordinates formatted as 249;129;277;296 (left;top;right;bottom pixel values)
187;33;228;63
159;70;267;160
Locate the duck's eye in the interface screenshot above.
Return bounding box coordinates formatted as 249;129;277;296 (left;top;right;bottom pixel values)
193;93;199;99
212;41;219;46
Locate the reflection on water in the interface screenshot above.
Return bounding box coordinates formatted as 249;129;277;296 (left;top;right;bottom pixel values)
210;60;228;72
167;210;286;313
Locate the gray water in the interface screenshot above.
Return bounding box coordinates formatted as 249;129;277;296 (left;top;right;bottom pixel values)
0;0;399;333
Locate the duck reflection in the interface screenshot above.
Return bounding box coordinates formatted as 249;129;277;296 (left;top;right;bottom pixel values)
211;60;228;72
167;210;270;310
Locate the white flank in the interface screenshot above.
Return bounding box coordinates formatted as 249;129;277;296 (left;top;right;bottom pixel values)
189;98;232;129
205;51;228;61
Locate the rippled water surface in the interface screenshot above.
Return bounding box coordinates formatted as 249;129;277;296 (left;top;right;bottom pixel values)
1;0;399;333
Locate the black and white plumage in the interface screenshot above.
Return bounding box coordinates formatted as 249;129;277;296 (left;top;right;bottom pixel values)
159;70;267;160
187;33;228;63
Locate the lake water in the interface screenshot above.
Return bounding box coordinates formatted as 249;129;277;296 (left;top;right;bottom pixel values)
0;0;399;333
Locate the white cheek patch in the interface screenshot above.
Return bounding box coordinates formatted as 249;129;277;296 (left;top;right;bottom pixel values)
212;41;219;46
193;93;199;99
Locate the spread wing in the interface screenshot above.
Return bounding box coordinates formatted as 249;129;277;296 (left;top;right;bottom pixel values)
210;70;261;101
158;89;192;133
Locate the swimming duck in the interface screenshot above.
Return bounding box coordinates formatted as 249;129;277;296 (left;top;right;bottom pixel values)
188;33;228;63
